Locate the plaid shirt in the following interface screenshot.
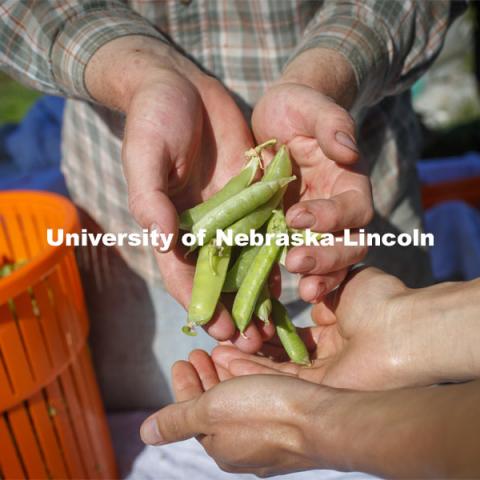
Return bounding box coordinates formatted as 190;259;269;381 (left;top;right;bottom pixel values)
0;1;463;297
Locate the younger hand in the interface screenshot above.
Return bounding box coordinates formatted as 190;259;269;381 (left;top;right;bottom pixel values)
140;350;342;477
213;267;415;390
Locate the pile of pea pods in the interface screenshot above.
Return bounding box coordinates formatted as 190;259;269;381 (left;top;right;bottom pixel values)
179;140;310;365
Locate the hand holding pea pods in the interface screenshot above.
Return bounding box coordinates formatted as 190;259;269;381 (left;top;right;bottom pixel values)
183;142;311;364
252;83;373;303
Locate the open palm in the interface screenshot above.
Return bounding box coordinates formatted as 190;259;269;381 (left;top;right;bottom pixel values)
123;65;276;351
213;267;414;390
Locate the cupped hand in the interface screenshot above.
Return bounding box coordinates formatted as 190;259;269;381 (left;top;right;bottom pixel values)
212;267;419;390
86;36;273;351
140;350;343;477
252;82;373;302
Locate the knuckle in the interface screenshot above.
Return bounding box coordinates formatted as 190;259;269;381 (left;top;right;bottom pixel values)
329;202;343;232
324;249;340;272
204;396;223;424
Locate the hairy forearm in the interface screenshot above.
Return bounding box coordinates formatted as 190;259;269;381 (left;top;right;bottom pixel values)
308;381;480;478
84;35;201;112
395;279;480;386
280;48;357;110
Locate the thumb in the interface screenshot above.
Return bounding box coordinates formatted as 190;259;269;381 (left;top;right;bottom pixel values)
122;103;181;253
253;84;359;165
312;95;359;165
140;398;201;445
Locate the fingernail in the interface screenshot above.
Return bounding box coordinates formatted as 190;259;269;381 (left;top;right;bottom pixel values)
335;131;358;153
295;256;315;273
309;284;326;304
141;418;164;445
290;211;315;229
149;223;162;253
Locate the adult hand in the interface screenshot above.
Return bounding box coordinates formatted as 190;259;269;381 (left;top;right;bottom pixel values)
140;350;345;477
253;48;373;302
85;36;272;351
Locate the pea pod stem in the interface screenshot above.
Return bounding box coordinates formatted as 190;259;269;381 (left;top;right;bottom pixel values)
271;299;310;366
232;210;287;333
185;242;231;334
244;138;277;162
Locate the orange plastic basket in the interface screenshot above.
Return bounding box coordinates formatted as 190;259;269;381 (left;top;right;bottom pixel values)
0;191;117;479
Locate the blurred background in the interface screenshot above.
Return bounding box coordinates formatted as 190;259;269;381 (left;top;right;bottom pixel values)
1;4;480;284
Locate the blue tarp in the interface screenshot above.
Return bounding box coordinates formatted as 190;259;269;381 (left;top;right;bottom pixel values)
0;96;479;281
0;96;67;195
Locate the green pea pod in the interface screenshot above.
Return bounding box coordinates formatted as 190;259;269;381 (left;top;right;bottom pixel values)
271;299;310;366
185;242;231;334
263;144;293;181
223;245;260;293
254;284;272;324
192;177;295;246
179;156;260;231
232;210;287;333
226;190;283;238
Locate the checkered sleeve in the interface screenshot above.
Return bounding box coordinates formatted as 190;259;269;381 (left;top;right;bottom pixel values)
288;0;465;107
0;1;168;100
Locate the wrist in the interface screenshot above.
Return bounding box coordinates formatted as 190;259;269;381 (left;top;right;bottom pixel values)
280;48;357;109
392;279;480;386
302;387;364;471
85;35;203;112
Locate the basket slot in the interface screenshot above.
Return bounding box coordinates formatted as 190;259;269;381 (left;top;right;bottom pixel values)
0;349;14;397
31;281;69;370
71;350;116;478
78;348;118;478
0;303;35;399
27;391;69;478
16;210;45;259
14;212;33;260
0;414;26;479
45;379;87;478
12;291;52;380
59;366;99;479
62;253;89;335
48;267;85;353
1;212;30;261
0;215;14;260
70;359;104;478
7;403;49;478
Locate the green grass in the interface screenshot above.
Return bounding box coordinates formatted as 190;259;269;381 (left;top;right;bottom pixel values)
0;72;40;124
